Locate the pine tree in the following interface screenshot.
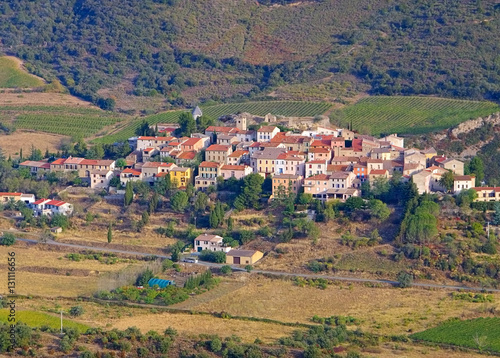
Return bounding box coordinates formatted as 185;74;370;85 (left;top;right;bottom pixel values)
107;223;112;243
227;216;234;231
124;182;133;206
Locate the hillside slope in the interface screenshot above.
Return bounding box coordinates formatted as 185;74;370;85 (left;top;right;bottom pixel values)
0;0;499;107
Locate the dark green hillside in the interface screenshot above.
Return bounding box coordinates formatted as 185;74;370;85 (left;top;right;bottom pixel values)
0;0;499;107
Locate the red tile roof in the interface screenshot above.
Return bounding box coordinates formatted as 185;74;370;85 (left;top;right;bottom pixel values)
0;192;22;196
370;169;387;175
228;150;249;157
33;198;48;205
221;164;247;171
199;161;221;168
177;151;197;160
121;168;142;175
207;144;231;151
307;174;329;180
181;138;201;146
46;200;67;207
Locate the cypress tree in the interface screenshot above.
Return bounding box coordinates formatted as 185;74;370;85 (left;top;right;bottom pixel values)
124;182;133;206
107;223;112;243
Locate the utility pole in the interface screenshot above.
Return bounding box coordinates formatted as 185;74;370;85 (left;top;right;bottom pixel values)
487;221;490;240
60;310;63;334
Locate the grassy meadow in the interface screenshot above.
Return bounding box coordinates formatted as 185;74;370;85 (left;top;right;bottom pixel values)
0;310;91;331
0;57;44;88
338;96;499;135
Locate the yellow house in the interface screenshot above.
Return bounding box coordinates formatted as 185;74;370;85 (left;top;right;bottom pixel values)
226;249;264;265
169;167;192;188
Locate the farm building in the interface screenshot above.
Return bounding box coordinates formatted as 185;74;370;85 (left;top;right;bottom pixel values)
226;249;263;265
148;278;175;288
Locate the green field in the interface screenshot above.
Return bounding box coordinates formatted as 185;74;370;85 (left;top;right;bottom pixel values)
339;96;500;136
201;101;332;119
0;309;91;332
411;317;500;353
0;105;124;139
92;110;187;144
0;57;44;88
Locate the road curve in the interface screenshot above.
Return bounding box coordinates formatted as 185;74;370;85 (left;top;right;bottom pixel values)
16;238;500;293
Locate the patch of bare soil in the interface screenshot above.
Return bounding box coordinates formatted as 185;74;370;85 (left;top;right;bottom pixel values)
0;130;68;157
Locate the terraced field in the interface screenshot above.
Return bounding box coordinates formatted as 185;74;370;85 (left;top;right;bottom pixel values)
4;106;123;139
92;110;187;144
411;317;500;353
340;96;499;135
0;309;91;331
201;101;332;118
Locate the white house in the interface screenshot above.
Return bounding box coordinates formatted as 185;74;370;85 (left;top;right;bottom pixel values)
90;170;114;189
453;175;475;194
31;199;73;217
256;126;280;142
194;234;232;253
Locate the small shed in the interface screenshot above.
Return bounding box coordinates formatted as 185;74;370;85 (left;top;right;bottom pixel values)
226;249;263;265
50;227;62;234
148;278;175;288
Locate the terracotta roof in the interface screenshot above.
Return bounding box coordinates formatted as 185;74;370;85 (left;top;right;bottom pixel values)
307;174;329;180
454;175;474;181
308;160;327;164
33;198;48;205
311;140;331;147
199;161;221;168
138;136;171;140
228;150;248;157
181;138;201;146
370;169;388;175
257;126;278;132
205;126;238;133
329;171;351;179
177;151;197;160
207;144;231;151
121;168;142;175
51;158;65;165
473;187;500;192
46;200;67;207
221;164;247;171
80;159;114;166
327;164;349;172
0;192;22;196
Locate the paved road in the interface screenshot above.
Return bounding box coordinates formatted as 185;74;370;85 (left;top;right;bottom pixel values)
16;237;500;293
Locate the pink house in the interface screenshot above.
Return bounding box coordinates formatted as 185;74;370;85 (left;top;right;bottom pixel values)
220;165;253;180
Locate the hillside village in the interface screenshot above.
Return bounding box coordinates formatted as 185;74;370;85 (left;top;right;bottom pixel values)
11;106;498;213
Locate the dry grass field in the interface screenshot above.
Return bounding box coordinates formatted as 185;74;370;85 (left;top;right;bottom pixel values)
191;275;500;337
0;130;68;156
0;92;94;107
113;312;297;343
0;244;145;297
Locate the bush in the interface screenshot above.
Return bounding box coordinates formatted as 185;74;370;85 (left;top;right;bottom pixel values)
245;265;253;272
210;337;223;352
397;271;413;288
69;305;84;317
199;250;226;263
220;265;232;275
0;232;16;246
